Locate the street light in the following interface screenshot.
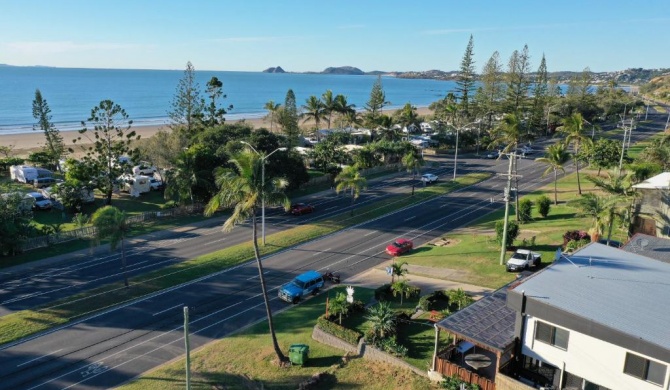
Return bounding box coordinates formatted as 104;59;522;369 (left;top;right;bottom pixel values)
240;141;287;245
453;120;480;180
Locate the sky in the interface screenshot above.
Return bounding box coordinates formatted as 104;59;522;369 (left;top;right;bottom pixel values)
1;0;669;73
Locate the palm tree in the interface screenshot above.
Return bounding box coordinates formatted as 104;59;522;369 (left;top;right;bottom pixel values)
91;206;131;287
335;165;368;216
535;142;570;205
164;150;210;205
334;94;356;126
263;100;281;132
559;113;593;195
492;113;523;154
586;172;633;244
447;288;473;310
301;95;326;135
390;260;409;283
341;109;363;129
391;279;412;305
204;150;291;365
402;151;425;196
321;90;336;129
567;193;619;239
365;301;396;340
396;103;419;128
329;292;349;325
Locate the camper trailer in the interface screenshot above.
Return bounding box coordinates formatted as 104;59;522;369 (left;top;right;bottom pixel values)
9;166;53;184
118;174;151;197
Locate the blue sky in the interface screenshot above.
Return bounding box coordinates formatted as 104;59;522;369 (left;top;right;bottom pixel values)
1;0;668;73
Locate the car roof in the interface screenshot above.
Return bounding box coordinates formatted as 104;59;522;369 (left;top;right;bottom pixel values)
395;238;411;244
515;249;531;254
26;192;43;197
294;270;322;282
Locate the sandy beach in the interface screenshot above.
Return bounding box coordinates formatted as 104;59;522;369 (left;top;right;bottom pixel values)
1;107;433;157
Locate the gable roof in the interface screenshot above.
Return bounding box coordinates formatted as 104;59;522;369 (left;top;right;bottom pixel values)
633;171;670;190
436;287;516;353
511;243;670;352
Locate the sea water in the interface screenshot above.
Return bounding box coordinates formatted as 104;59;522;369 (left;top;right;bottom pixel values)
0;66;457;134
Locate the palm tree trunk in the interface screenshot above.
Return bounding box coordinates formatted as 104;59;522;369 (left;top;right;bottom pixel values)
606;208;615;244
251;211;286;364
121;237;129;288
554;169;558;205
350;188;355;216
575;145;582;195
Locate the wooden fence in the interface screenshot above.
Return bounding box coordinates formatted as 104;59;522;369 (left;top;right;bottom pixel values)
436;355;496;390
20;204;204;252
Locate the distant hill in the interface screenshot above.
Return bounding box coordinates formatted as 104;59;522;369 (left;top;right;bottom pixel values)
321;66;365;75
640;73;670;103
262;66;286;73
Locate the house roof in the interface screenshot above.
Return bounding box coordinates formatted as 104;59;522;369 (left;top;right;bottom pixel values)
622;233;670;264
511;243;670;352
436;287;516;353
633;171;670;189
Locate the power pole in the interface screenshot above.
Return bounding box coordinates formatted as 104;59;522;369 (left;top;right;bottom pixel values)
184;306;191;390
499;153;522;265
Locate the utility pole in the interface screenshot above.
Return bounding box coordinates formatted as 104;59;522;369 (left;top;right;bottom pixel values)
184;306;191;390
499;153;522;265
618;119;629;173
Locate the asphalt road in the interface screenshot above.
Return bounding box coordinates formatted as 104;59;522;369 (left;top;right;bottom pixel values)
0;108;667;389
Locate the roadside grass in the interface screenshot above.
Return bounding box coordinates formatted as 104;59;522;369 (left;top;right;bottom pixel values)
0;172;490;345
118;286;436;390
404;170;630;289
626;131;667;160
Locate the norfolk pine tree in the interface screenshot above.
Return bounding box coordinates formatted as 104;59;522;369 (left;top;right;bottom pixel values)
456;35;476;118
364;75;390;128
504;45;532;115
32;89;65;171
279;89;300;147
168;61;205;137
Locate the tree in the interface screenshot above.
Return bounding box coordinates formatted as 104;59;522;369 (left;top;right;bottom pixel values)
0;191;33;257
560;113;593;195
335;165;368;216
32;89;64;171
364;76;390;127
567;193;617;238
333;94;356;126
391;279;412;305
164;149;210;205
518;198;533;223
263;100;281;132
91;206;131;287
279;89;300;147
530;54;549;134
583;138;622;175
329;292;349;325
402;150;424;196
365;301;396;340
535;142;570;205
456;35;476;117
168;61;205;137
586;172;632;243
476;51;505;128
321;90;336;129
301;95;326;133
395;103;419;128
204;149;291;365
495;219;519;248
72;100;139;205
203;76;232;127
492;113;523;153
536;195;551;218
447;288;473;310
390;260;409;283
504;45;532;114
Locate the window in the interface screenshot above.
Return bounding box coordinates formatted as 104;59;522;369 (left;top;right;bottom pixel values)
534;321;569;350
624;352;667;386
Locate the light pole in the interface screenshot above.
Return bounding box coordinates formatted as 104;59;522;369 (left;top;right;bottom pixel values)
240;141;286;245
453;121;480;180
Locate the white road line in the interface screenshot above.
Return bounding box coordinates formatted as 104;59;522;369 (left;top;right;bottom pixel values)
404;216;415;221
325;206;338;211
364;231;376;236
152;303;183;316
16;349;63;367
204;237;227;245
313;247;331;256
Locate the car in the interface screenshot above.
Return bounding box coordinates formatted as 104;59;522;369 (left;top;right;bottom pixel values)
149;178;164;191
278;270;324;304
386;238;413;256
290;203;314;215
33;177;58;188
25;192;53;210
506;249;542;272
132;162;157;176
421;173;438;183
484;150;501;159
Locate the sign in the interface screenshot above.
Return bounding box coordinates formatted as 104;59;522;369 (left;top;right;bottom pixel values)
346;286;355;303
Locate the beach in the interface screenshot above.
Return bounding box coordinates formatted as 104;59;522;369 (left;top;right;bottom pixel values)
2;107;433;158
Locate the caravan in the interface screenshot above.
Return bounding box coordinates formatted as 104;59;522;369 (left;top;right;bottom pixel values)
9;166;53;184
118;174;151;197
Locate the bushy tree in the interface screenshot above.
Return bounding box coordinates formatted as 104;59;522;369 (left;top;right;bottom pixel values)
0;190;33;257
518;199;533;223
536;195;551;218
91;206;131;287
496;219;519;248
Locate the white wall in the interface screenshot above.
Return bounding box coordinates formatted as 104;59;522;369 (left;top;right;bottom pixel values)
521;315;669;390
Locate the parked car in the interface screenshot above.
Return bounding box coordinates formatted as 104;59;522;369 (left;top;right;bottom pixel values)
484;150;501;159
278;270;324;304
421;173;438;183
290;203;314;215
149;178;164;191
132;162;157;176
386;238;413;256
33;177;58;188
25;192;53;210
506;249;542;272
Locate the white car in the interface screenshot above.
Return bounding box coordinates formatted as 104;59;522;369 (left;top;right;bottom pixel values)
149;178;164;191
506;249;542;272
421;173;438;183
132;163;157;176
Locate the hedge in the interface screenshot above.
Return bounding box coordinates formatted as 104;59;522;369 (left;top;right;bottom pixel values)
316;315;363;345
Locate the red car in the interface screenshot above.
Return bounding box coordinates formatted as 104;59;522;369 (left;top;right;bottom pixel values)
290;203;315;215
386;238;413;256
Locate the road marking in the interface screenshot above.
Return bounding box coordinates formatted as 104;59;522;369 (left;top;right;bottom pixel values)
439;203;448;208
325;206;338;211
404;216;415;221
364;231;376;236
17;349;63;367
313;247;331;255
204;237;226;245
153;303;183;316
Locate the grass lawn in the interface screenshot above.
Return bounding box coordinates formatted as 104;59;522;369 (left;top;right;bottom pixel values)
118;286;437;390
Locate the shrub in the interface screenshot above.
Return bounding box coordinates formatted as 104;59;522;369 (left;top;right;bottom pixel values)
316;315;363;345
495;219;519;248
566;238;590;252
376;336;408;357
349;300;365;313
418;295;432;311
536;195;551;218
518;199;533;223
418;290;450;311
374;284;392;301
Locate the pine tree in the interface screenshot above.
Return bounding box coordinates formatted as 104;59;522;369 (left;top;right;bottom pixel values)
204;76;232;126
530;54;549;135
504;45;532;115
475;51;505;129
32;89;64;171
364;75;389;127
168;61;205;137
456;35;476;117
280;89;300;147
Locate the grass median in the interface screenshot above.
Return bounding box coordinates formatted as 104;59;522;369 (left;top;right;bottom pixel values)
0;172;490;345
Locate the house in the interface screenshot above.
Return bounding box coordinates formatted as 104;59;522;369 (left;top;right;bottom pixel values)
506;243;670;390
621;233;670;264
631;172;670;237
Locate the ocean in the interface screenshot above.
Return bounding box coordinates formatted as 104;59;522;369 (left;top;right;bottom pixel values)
0;66;457;135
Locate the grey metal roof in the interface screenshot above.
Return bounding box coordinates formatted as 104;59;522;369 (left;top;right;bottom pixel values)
512;243;670;351
622;233;670;264
436;287;516;352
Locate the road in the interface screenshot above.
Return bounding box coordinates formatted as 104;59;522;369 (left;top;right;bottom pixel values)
0;108;666;389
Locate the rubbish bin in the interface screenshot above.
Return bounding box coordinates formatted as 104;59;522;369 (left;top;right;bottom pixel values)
288;344;309;366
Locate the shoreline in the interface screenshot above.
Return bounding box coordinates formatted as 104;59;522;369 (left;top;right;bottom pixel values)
2;107;433;157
